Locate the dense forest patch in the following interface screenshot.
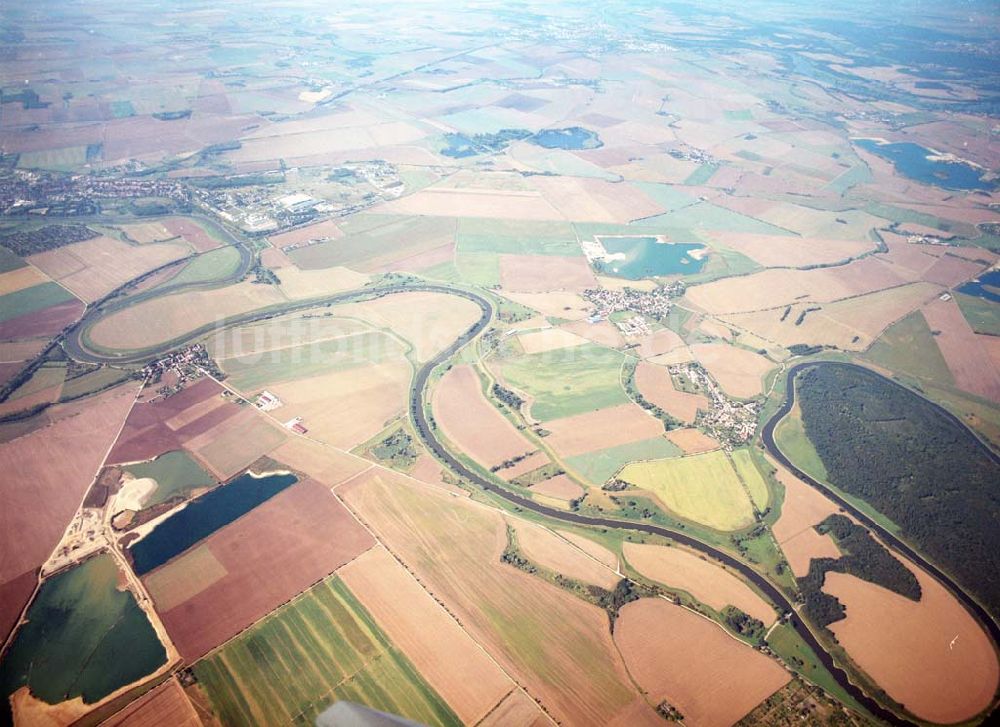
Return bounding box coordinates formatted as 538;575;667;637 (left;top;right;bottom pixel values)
796;363;1000;618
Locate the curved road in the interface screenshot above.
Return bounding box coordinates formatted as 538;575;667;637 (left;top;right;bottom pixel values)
762;362;1000;659
68;282;997;725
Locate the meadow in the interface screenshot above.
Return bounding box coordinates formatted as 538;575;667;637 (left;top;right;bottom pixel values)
618;451;756;531
501;342;628;420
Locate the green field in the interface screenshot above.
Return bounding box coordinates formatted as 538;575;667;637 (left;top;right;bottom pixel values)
955;291;1000;335
773;406;828;483
566;436;681;484
221;331;405;391
731;448;769;511
59;367;132;401
864;311;954;386
502;343;628;420
166;246;242;288
683;163;719;186
123;450;217;507
17;146;89;172
0;246;25;273
194;576;460;727
8;361;65;401
0;282;77;323
454;251;500;287
0;554;166;715
618;451;756;531
289;215;455;271
456;218;579;256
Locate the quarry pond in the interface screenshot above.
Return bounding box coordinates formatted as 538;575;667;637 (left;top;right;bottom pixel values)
855;139;997;191
591;236;707;279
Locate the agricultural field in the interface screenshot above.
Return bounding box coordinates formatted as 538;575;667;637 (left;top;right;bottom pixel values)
340;468;660;724
3;2;1000;725
145;478;374;661
501;342;628;421
193;575;460;727
618;451;756;530
614;598;790;725
623;542;776;624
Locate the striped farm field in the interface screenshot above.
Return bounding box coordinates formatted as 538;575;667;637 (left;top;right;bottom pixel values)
194;576;460;727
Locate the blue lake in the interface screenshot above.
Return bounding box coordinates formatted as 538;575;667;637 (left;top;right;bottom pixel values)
530;127;602;150
855;139;996;192
593;236;706;279
129;470;298;575
957;269;1000;304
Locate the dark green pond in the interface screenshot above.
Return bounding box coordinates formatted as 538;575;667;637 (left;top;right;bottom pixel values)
0;554;166;720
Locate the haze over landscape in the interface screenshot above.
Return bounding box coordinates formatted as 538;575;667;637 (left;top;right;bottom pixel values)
0;1;999;726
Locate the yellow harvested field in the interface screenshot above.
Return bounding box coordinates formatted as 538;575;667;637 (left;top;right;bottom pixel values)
89;281;286;351
619;452;755;531
531;474;585;501
208;314;371;359
557;531;619;571
101;679;202;727
499;450;550;481
530;176;665;223
615;599;789;726
376;187;564;220
499;290;593;321
691;343;774;398
335;290;482;361
634;361;707;424
500;254;597;293
118;221;176;244
0;266;49;295
270;437;369;488
339;546;515;724
636;328;685;359
561;320;625;348
543;403;665;458
623;542;775;624
511;520;620;589
516;328;588;354
665;427;719;453
265;359;412;449
476;689;546;727
30;236;190;303
433;365;539;470
698;317;734;340
769;461;841;577
276;265;370;300
341;469;659;726
685;258;910;315
708;232;875;267
825;564;998;724
144;544;227;612
723;282;942;351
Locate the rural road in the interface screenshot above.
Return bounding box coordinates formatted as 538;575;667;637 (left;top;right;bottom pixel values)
67;279;998;725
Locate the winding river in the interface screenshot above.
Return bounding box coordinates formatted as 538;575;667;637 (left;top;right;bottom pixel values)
65;281;1000;725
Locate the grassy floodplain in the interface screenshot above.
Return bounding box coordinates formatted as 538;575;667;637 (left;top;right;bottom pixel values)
501;342;628;420
618;451;756;531
0;554;166;716
194;575;460;727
